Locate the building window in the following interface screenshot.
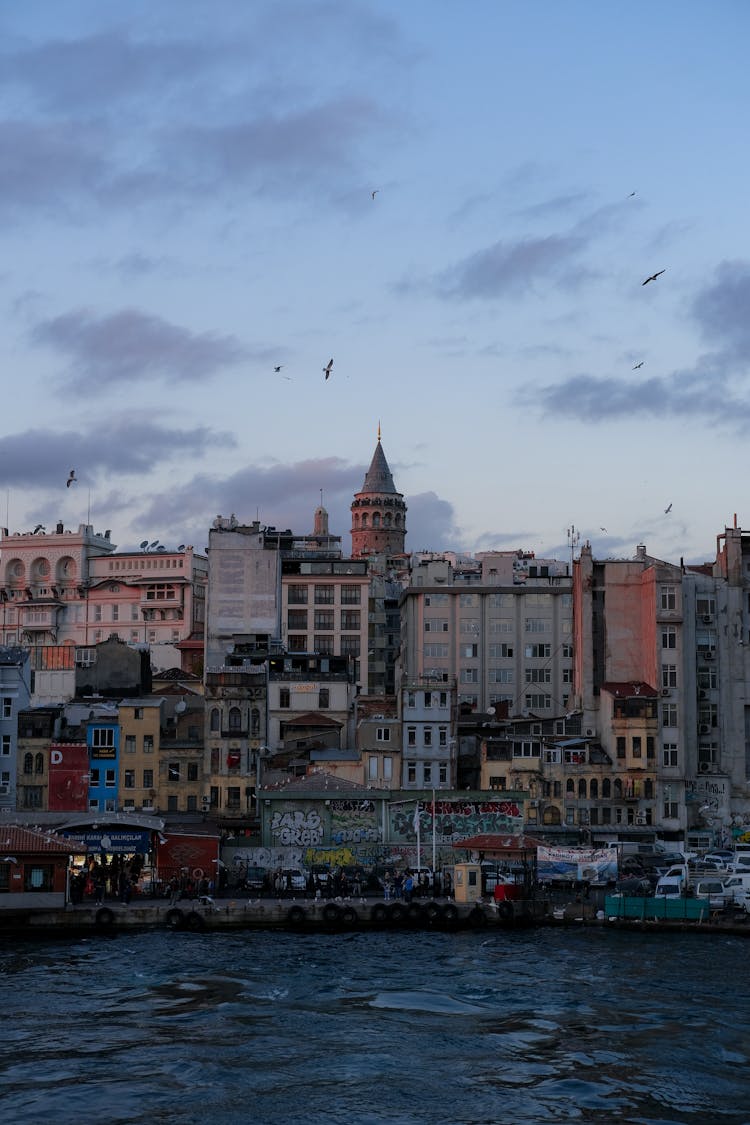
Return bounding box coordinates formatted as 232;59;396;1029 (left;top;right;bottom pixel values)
663;801;678;819
368;756;378;780
168;762;180;781
524;644;550;659
228;707;242;731
340;636;360;657
662;703;678;727
210;708;220;732
314;585;335;605
92;728;115;749
660;586;676;611
407;726;417;747
524;693;550;709
439;727;447;746
661;625;677;649
663;743;678;766
288;635;308;651
288;610;308;630
1;736;9;756
662;664;677;689
124;735;136;753
341;610;360;631
341;585;360;605
124;770;135;788
490;644;514;659
384;756;393;780
424;728;432;747
376;727;390;742
226;787;240;810
425;619;449;633
186;795;197;812
423;763;432;784
461;644;478;659
489;669;513;683
187;762;199;782
525;668;551;683
461;669;478;684
1;697;11;719
314;610;334;630
632;736;642;758
646;736;655;759
23;753;33;774
105;769;115;786
407;761;416;783
90;769;100;786
318;688;329;708
143;769;153;788
314;635;334;654
279;688;290;708
525;619;551;633
143;735;154;753
288;585;307;605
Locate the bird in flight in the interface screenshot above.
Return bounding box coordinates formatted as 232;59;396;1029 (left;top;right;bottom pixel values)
664;502;672;514
600;527;607;533
323;358;333;380
642;269;666;286
628;191;636;197
33;524;45;534
633;361;644;369
371;190;379;200
66;469;77;488
274;365;283;373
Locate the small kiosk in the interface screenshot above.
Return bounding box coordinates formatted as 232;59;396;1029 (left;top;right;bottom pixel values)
453;862;482;904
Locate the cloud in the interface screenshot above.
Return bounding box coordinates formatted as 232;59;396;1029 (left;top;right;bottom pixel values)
0;120;109;214
437;232;588;299
0;31;218;112
0;421;230;491
405;491;462;551
692;260;750;368
31;308;252;390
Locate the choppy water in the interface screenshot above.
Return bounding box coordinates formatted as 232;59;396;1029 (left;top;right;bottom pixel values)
1;927;749;1125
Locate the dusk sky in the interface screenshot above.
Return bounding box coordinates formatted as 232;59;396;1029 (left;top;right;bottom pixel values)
1;1;749;565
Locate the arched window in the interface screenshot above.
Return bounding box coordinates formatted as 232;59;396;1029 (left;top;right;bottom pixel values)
578;778;587;798
602;778;611;798
543;806;561;825
210;708;220;732
566;778;575;794
361;514;368;528
644;778;654;798
372;512;381;528
23;752;33;775
228;706;242;731
614;778;623;799
589;778;598;799
384;513;392;527
35;752;44;774
251;708;260;737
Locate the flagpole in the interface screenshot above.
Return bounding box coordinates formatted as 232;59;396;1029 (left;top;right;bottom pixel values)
431;788;437;875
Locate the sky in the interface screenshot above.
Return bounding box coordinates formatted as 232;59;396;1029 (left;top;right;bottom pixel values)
1;1;749;565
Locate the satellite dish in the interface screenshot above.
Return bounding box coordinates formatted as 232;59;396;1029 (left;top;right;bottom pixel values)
178;544;185;552
156;545;166;552
148;540;159;549
140;540;149;549
175;700;187;714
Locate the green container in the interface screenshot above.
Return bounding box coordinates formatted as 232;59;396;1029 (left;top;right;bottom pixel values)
604;894;709;921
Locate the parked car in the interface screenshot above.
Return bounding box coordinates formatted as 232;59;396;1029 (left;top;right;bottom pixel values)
722;874;750;911
654;875;684;897
244;866;269;892
693;879;731;909
702;851;734;864
277;868;307;892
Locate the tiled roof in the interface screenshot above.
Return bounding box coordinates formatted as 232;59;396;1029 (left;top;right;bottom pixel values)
0;824;75;855
601;680;658;698
279;712;343;728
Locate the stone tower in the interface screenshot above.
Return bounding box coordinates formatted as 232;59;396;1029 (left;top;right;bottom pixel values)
350;428;407;560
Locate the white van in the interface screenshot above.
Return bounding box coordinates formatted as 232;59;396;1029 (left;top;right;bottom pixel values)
692;879;730;909
654;875;684;898
723;873;750;911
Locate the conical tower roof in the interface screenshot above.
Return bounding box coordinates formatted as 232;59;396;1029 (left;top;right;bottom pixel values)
361;440;397;494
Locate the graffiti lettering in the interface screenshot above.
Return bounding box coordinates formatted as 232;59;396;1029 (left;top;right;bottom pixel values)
270;808;323;847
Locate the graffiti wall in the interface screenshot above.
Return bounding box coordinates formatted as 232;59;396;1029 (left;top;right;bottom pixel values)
391;799;523;844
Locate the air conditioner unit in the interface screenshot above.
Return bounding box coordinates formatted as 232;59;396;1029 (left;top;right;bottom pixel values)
702;614;712;623
661;688;670;697
699;724;710;734
699;761;711;773
705;652;714;661
0;784;9;795
585;728;594;737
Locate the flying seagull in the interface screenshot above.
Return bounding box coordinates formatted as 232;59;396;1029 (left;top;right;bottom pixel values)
323;358;333;380
664;502;672;514
632;361;644;369
628;191;636;197
66;469;77;488
274;365;283;373
600;527;607;533
642;269;666;286
371;190;379;200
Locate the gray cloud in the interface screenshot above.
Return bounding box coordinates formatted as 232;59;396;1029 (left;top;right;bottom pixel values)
0;420;230;491
0;120;109;213
438;233;588;299
692;260;750;367
32;308;252;390
0;31;218;112
405;491;462;552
